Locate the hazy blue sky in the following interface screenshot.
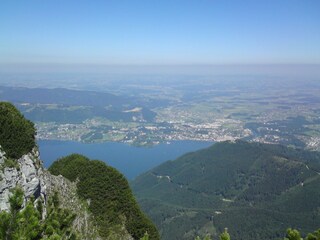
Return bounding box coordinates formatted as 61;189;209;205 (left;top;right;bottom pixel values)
1;0;320;66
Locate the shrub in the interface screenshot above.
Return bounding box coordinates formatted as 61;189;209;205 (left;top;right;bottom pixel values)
0;102;36;159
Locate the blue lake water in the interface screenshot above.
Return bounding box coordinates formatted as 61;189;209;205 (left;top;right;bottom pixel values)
38;140;213;180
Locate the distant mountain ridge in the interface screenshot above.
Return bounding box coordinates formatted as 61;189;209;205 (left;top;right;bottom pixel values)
0;86;156;124
0;86;126;107
132;140;320;240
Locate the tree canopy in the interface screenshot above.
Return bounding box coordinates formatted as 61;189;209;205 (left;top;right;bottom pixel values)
0;102;36;159
49;154;159;240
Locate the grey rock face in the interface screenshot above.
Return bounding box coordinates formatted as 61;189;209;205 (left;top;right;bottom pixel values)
0;147;46;211
0;146;100;239
43;172;100;239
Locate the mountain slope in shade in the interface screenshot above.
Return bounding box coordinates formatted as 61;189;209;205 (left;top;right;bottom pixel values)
132;140;320;240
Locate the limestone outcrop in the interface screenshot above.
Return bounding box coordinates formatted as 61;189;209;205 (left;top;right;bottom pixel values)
0;145;100;239
0;146;46;211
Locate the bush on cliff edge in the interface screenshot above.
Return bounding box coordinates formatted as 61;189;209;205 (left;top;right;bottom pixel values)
0;102;36;159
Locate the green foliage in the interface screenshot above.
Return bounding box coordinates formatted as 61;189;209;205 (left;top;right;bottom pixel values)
305;234;317;240
284;228;302;240
284;228;320;240
2;158;20;170
49;154;159;240
13;198;42;239
194;228;320;240
305;229;320;240
0;102;36;159
132;140;320;240
0;210;10;238
0;188;41;240
43;192;77;239
139;232;149;240
195;234;212;240
219;228;230;240
0;188;77;240
9;187;24;212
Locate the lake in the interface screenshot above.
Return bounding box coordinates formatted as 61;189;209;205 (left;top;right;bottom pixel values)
38;140;213;180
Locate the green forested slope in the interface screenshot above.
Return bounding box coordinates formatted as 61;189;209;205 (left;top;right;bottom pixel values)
49;154;159;240
132;140;320;240
0;102;36;159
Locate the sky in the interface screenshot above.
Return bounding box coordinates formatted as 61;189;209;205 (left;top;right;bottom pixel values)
0;0;320;68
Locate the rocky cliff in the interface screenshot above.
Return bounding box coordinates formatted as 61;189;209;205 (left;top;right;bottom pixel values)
0;146;45;212
0;144;100;239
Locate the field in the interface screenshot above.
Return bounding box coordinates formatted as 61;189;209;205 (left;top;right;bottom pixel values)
1;76;320;150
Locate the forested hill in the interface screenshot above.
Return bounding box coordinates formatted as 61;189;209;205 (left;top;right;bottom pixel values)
49;154;160;239
132;140;320;240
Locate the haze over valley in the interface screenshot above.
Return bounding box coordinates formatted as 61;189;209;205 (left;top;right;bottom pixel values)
1;75;320;151
1;1;320;239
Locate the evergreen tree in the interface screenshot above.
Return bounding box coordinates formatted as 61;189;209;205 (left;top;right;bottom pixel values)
0;209;11;239
42;192;77;239
305;229;320;240
194;236;212;240
284;228;301;240
203;235;212;240
305;233;317;240
12;197;42;239
0;102;36;159
220;228;231;240
140;232;149;240
0;188;77;240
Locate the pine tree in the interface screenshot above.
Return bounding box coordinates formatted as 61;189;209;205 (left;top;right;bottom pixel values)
12;197;42;239
220;228;231;240
140;232;149;240
0;188;77;240
305;229;320;240
284;228;301;240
